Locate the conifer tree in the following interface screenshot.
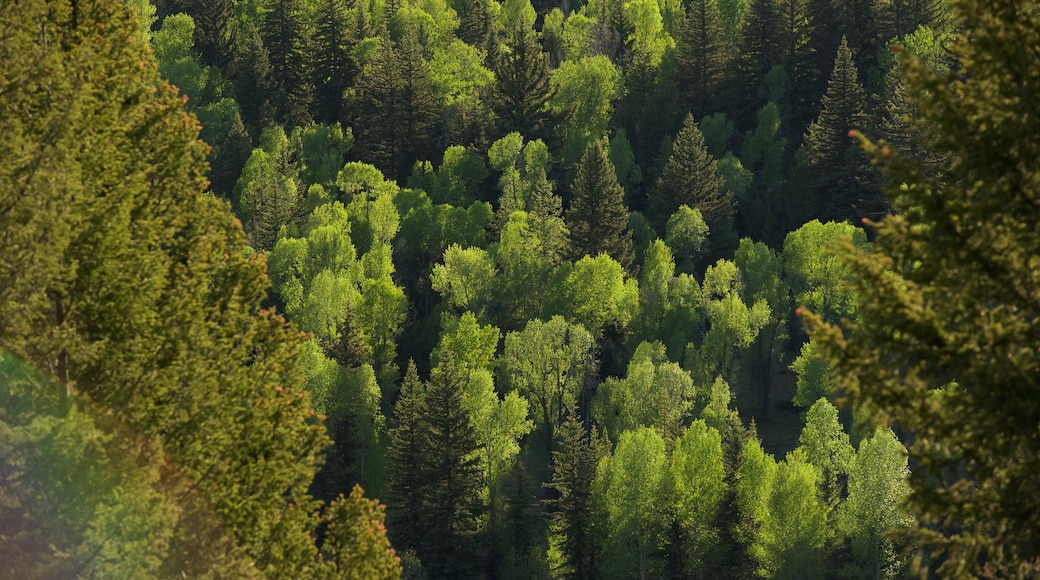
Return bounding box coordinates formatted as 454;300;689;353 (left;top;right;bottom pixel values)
232;22;275;129
417;353;485;578
323;485;403;580
188;0;236;69
0;1;330;575
544;407;608;580
808;1;1040;574
789;37;880;228
313;0;358;124
566;139;634;270
732;0;781;124
385;361;427;552
261;0;314;125
491;22;567;148
675;0;729;120
652;114;737;260
352;29;440;180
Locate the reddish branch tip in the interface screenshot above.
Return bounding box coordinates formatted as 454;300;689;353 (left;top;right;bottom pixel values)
847;129;857;138
795;307;802;316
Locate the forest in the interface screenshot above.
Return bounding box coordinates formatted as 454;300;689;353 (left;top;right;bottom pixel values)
2;0;1039;578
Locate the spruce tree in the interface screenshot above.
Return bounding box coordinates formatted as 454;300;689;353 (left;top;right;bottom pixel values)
352;29;439;180
652;114;737;260
732;0;781;125
385;361;427;552
231;22;275;129
261;0;314;125
566;139;634;270
808;1;1040;575
417;354;484;579
188;0;236;69
544;407;608;580
789;37;880;228
675;0;729;120
491;22;567;148
313;0;358;124
0;1;331;575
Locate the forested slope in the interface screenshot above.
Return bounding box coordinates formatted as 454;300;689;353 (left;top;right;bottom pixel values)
6;0;1037;577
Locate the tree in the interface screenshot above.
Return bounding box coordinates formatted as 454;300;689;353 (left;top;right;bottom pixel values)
261;0;314;125
797;398;854;508
669;420;727;576
385;362;428;551
675;0;729;119
313;0;358;124
491;22;568;147
838;429;912;579
807;1;1040;575
417;354;485;578
566;139;634;269
352;30;440;180
0;1;330;574
323;485;403;579
591;427;671;580
651;114;737;260
789;37;880;228
502;317;596;439
544;407;609;580
189;0;236;69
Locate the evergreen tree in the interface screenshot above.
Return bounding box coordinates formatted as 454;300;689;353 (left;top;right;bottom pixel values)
732;0;781;125
385;361;427;552
651;114;737;260
261;0;314;125
231;22;275;129
808;1;1040;574
675;0;729;120
544;407;608;580
774;0;817;129
566;139;634;270
323;485;403;580
188;0;236;69
313;0;358;124
352;30;440;180
789;37;880;228
0;1;331;575
491;22;568;148
417;353;485;579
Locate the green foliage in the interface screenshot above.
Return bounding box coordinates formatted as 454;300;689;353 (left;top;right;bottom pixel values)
592;341;696;441
502;317;596;435
665;205;710;274
651;114;736;260
782;219;868;326
549;254;639;337
550;56;624;164
791;339;831;407
431;244;498;315
0;3;330;575
669;420;727;575
323;485;403;579
566;139;634;269
838;429;912;579
807;1;1040;574
591;427;671;579
797;398;854;508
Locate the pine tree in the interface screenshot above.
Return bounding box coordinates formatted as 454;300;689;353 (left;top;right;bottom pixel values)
566;139;634;270
491;22;568;148
188;0;236;69
789;36;880;228
417;354;484;579
385;361;427;552
675;0;729;120
807;1;1040;575
652;114;737;260
544;407;608;580
313;0;358;124
0;1;330;575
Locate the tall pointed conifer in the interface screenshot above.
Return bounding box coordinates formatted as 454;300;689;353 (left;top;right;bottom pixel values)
567;139;634;270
